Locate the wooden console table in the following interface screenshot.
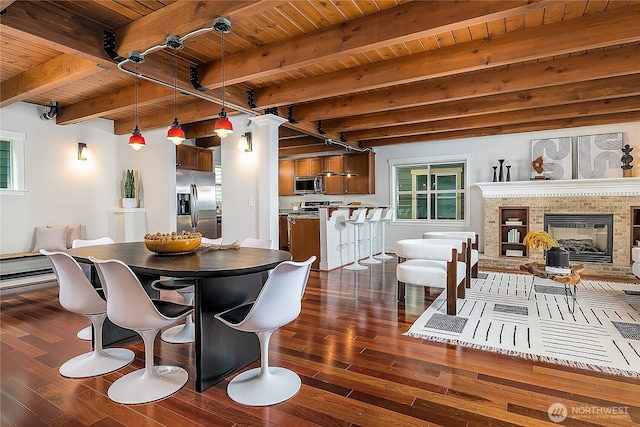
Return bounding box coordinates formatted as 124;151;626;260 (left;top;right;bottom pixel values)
520;261;585;313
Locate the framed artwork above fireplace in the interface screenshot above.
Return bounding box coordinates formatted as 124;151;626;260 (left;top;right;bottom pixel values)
530;137;572;180
577;132;623;179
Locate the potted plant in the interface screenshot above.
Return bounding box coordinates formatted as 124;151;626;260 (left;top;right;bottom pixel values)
523;230;569;269
122;169;137;208
523;230;558;252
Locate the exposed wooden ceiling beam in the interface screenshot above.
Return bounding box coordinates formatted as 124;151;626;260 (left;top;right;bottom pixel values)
290;45;640;123
113;1;262;57
197;0;552;88
56;80;174;125
0;2;108;64
250;5;640;108
363;112;640;147
348;96;640;141
321;75;640;133
0;54;100;107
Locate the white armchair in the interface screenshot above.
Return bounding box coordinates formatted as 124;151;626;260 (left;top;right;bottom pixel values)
395;238;467;315
423;231;478;289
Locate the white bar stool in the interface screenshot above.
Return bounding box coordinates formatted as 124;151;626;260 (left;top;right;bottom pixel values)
375;208;394;260
344;208;368;271
361;207;383;264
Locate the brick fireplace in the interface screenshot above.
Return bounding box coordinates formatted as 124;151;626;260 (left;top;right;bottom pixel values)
476;178;640;278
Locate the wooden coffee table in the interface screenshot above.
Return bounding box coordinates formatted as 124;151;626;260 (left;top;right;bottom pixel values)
520;261;585;313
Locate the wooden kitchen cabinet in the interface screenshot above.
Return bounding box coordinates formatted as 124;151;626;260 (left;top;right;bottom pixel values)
176;144;213;172
288;216;320;270
323;155;344;195
343;151;375;194
278;159;295;196
278;214;289;250
295;157;323;176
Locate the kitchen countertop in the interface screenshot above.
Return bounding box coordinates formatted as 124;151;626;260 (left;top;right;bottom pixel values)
286;212;319;219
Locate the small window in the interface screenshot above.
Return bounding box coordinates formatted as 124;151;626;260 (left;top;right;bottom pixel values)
0;140;10;189
391;155;469;224
0;130;26;195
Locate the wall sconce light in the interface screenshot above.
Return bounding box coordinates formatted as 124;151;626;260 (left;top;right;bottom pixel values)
78;142;89;160
239;132;252;152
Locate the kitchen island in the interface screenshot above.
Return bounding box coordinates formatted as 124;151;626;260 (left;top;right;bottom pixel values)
319;205;389;271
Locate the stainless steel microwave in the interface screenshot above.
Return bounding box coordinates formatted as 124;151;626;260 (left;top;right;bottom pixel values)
294;175;323;194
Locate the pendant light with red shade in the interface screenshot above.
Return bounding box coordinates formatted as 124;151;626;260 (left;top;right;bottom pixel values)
128;52;146;151
166;36;186;145
213;17;233;139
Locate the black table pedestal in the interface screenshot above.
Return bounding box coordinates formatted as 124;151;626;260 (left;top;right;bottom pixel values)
195;272;268;391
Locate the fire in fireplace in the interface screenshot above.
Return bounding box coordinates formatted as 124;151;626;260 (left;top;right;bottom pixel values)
544;213;613;263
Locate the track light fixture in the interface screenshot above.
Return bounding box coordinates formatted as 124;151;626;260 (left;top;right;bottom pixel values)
213;17;233;139
167;36;186;145
128;55;146;151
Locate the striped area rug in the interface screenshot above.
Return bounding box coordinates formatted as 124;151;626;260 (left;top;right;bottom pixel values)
405;272;640;377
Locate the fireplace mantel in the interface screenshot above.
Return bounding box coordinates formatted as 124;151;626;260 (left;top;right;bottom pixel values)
475;177;640;198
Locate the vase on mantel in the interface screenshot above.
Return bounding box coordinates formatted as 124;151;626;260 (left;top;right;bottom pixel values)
506;165;511;182
492;166;498;182
498;159;505;182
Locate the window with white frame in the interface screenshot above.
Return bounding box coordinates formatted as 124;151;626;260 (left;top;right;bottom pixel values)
0;130;26;195
390;156;468;223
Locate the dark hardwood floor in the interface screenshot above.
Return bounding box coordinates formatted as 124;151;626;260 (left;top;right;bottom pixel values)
2;259;639;427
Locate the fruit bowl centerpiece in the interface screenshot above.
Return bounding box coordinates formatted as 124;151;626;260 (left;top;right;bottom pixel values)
144;231;202;255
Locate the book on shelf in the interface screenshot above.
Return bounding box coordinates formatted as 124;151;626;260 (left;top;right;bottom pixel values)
505;249;524;257
505;220;523;225
507;229;520;243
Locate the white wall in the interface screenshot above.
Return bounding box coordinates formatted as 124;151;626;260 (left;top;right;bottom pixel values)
117;126;176;234
0;103;123;253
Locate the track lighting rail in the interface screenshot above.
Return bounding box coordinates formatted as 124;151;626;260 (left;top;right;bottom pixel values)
106;22;367;150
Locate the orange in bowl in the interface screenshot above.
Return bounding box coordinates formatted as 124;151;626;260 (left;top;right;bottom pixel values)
144;231;201;254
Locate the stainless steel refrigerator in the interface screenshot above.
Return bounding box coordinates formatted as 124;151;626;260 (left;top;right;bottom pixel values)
176;168;218;238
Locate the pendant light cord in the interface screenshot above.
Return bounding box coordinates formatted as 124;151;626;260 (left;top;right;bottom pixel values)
220;30;226;114
134;63;139;127
173;48;178;118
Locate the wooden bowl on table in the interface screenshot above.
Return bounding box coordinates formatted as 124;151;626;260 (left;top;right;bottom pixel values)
144;231;202;255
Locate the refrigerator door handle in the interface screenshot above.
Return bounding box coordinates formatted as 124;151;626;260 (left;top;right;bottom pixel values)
190;184;199;228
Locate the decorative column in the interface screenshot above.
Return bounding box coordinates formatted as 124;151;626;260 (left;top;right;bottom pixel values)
246;114;287;246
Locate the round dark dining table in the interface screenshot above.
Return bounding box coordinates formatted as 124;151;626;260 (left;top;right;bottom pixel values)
65;241;292;392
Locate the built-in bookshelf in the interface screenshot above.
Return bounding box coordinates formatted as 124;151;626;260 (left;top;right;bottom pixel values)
499;206;529;257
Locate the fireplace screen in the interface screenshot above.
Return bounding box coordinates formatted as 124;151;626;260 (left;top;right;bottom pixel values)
544;214;613;263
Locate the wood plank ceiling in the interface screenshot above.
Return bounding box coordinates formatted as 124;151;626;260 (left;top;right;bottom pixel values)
1;0;638;156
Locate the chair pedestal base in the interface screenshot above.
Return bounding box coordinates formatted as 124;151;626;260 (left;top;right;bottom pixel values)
160;317;195;343
374;253;393;260
59;348;134;378
344;262;368;271
108;366;189;404
76;325;92;340
361;256;381;265
227;367;301;406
